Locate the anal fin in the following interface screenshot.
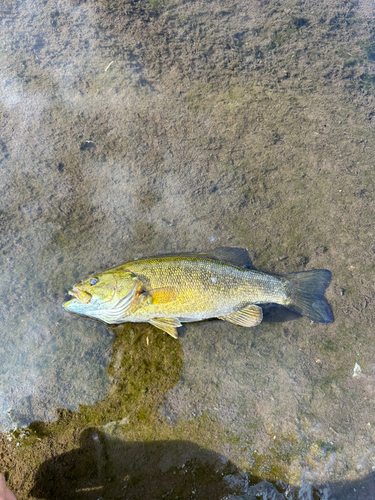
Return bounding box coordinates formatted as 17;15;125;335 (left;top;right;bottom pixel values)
219;304;263;327
149;318;182;338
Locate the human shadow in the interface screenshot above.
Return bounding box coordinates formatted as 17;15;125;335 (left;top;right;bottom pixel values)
30;427;245;500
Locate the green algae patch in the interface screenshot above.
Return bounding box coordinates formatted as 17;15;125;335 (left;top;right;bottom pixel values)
250;434;303;483
245;429;342;485
62;323;183;428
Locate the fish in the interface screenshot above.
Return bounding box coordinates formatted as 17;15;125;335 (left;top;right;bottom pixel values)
63;247;333;338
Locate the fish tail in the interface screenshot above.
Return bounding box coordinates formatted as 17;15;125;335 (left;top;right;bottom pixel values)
282;269;333;323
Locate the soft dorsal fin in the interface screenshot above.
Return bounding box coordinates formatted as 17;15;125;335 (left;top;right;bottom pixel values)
201;247;252;268
148;318;182;338
219;304;263;327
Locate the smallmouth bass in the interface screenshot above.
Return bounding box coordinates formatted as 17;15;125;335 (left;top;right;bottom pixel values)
63;247;333;338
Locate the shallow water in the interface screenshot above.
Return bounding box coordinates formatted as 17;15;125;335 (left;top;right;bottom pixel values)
1;0;375;498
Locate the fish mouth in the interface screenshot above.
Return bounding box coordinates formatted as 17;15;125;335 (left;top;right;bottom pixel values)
68;287;92;304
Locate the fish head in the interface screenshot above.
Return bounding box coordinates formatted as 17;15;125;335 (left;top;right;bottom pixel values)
63;270;141;323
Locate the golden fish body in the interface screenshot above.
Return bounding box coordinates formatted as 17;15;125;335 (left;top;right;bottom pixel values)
64;248;333;338
120;256;281;320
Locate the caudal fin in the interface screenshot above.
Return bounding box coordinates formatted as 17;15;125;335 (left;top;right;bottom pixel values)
282;270;333;323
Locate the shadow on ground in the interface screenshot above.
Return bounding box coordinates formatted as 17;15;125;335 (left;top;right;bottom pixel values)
29;428;243;500
261;304;303;323
28;426;375;500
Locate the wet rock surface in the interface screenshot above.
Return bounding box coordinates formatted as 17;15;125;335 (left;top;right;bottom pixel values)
1;0;375;498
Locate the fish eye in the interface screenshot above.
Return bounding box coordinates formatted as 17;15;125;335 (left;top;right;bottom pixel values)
89;277;99;286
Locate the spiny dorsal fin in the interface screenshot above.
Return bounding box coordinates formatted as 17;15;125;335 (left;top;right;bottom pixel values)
148;318;182;338
201;247;252;268
219;304;263;327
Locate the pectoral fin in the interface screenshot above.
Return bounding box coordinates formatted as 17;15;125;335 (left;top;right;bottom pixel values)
149;318;182;338
141;287;178;305
219;304;263;327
